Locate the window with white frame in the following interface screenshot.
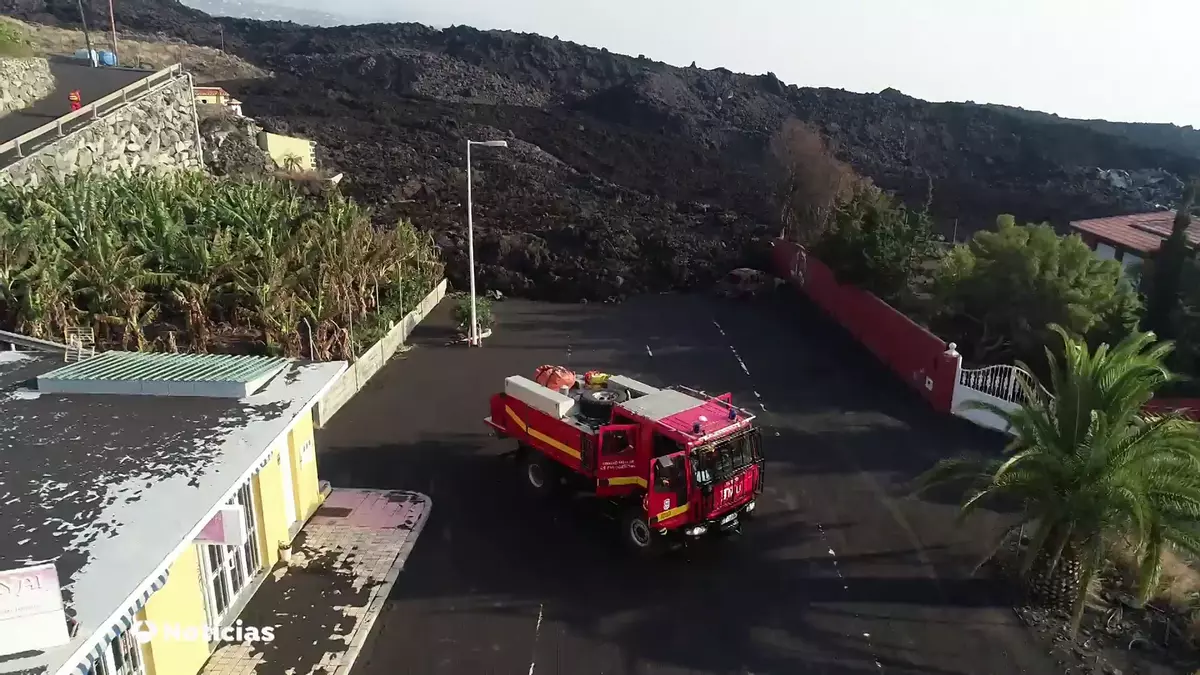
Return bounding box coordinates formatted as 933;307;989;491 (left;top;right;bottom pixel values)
199;478;262;627
86;630;146;675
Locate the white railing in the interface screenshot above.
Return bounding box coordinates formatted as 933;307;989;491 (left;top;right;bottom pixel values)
0;63;184;163
958;363;1049;406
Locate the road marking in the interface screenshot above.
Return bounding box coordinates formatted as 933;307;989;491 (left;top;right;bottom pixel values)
645;344;653;357
711;314;884;671
527;603;544;675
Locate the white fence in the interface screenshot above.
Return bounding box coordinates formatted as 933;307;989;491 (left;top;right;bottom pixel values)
314;279;447;427
948;345;1050;435
0;63;184;164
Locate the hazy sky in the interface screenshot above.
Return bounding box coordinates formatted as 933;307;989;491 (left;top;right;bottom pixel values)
283;0;1192;127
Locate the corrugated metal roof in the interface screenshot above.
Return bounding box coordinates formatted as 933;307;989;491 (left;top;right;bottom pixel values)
1069;211;1200;254
36;351;290;398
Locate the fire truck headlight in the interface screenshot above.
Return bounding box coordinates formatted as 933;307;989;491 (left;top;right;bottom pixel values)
745;501;756;513
686;526;707;536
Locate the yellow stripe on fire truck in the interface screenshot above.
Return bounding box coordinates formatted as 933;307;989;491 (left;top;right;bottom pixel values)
505;405;582;460
653;503;690;523
604;476;649;488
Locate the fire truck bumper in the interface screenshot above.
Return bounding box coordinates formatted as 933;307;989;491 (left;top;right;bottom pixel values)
680;499;756;537
484;416;506;435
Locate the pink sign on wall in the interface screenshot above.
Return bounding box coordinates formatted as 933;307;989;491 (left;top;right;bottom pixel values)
0;562;70;656
195;505;248;546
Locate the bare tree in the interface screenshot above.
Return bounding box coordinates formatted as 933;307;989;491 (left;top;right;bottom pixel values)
768;118;856;243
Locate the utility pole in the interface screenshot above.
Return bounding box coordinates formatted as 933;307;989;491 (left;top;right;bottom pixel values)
75;0;95;67
108;0;119;63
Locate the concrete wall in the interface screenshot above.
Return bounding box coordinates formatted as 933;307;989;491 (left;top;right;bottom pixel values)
1;74;201;188
139;546;211;675
0;57;54;116
315;279;449;427
289;411;322;520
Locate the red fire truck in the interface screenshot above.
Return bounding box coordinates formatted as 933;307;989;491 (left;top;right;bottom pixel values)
485;368;764;552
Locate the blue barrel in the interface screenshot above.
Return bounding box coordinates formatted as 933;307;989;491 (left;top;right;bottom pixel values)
97;50;117;66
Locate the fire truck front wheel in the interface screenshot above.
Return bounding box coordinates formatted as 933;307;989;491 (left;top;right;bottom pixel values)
621;508;660;554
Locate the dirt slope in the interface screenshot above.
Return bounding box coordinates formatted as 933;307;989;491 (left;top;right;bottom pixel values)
5;0;1197;299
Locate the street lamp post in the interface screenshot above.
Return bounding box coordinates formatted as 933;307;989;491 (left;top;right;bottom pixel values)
465;139;508;346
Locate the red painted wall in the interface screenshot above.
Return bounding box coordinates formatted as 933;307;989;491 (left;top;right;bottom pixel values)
770;239;959;412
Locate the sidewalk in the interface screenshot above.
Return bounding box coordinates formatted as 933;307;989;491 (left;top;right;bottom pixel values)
200;489;431;675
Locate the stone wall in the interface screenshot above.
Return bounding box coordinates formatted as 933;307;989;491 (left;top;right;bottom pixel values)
0;57;54;116
1;74;202;188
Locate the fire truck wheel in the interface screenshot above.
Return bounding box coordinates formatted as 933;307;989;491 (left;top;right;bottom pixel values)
621;508;659;554
577;388;629;418
521;452;557;497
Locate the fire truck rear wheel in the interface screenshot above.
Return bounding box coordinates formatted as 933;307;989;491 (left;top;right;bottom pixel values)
621;508;659;554
521;452;557;496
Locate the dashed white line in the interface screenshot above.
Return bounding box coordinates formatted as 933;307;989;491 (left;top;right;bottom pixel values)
645;344;653;357
714;316;884;671
527;603;544;675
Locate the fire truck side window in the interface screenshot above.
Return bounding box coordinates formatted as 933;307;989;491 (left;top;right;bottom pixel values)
601;429;631;456
652;432;681;458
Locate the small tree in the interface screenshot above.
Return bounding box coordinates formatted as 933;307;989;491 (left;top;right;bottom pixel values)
768;118;856;244
931;215;1140;366
1143;181;1196;339
453;295;494;336
811;183;940;303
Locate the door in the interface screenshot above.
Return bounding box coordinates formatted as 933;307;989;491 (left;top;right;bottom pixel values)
278;444;298;528
646;451;690;526
595;424;641;491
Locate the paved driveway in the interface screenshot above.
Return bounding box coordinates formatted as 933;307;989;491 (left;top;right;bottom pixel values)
316;292;1060;675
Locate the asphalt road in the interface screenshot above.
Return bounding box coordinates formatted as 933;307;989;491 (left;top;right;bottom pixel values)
316;292;1062;675
0;59;152;153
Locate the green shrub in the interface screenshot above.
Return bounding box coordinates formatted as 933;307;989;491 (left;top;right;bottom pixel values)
812;183;940;303
452;295;495;335
0;171;442;359
0;22;34;58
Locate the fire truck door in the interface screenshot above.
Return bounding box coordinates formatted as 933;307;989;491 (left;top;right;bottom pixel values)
646;451;689;526
595;424;640;489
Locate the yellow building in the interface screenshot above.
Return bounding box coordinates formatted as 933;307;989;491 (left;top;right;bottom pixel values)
256;131;318;172
0;350;346;675
193;86;244;116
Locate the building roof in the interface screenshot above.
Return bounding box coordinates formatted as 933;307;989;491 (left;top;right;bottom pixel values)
0;352;346;675
37;352;290;398
1069;211;1200;254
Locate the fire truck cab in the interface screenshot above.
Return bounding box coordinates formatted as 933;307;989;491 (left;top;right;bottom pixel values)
485;369;764;552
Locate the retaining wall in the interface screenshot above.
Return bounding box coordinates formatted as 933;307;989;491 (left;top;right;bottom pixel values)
0;57;54;116
770;238;1198;425
770;239;959;412
1;71;201;187
314;279;448;427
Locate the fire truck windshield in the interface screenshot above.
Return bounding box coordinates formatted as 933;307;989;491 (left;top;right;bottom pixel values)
691;427;760;485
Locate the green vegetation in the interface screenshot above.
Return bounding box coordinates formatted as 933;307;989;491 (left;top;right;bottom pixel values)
930;215;1141;368
915;326;1200;635
452;294;495;335
812;183;941;304
0;20;34;58
1143;183;1196;339
0;172;441;359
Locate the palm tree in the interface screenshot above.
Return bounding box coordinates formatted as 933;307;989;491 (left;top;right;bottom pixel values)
915;324;1200;635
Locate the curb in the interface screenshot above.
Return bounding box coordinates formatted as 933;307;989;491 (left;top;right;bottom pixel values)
331;491;433;675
